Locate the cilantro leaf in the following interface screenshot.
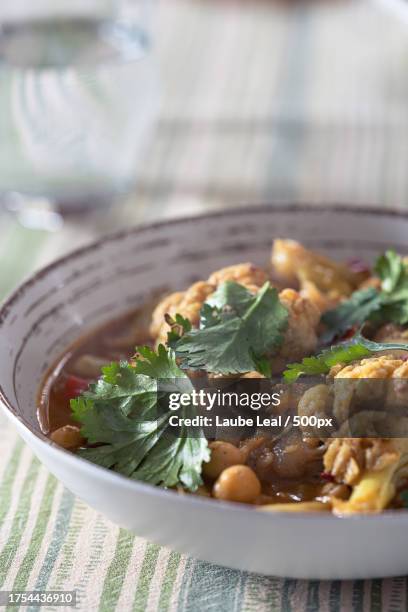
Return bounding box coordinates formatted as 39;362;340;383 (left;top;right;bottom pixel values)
172;281;289;375
283;333;408;382
199;303;221;329
320;250;408;342
375;249;405;293
374;250;408;325
205;281;254;311
71;346;209;491
133;344;185;378
78;361;157;418
321;288;382;344
283;341;371;382
166;313;192;347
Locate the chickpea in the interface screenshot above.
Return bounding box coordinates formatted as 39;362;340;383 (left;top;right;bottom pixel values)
213;465;261;504
50;425;84;449
203;441;244;480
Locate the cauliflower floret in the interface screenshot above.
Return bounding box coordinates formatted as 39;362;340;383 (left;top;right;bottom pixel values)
150;264;320;365
333;355;407;379
278;288;320;362
318;356;408;512
294;352;408;510
324;438;398;486
150;282;214;345
207;263;268;294
323;438;408;513
150;263;268;345
271;239;367;312
332;355;408;428
394;361;408;378
296;355;408;437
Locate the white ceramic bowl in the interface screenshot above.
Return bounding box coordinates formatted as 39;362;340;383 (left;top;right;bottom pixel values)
2;205;408;580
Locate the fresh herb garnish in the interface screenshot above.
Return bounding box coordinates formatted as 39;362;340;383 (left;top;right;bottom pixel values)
71;345;209;491
320;288;382;344
374;250;408;325
165;313;192;346
321;250;408;343
283;334;408;382
171;281;289;375
375;249;405;293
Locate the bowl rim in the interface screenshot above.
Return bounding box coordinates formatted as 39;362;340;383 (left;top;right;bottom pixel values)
2;202;408;523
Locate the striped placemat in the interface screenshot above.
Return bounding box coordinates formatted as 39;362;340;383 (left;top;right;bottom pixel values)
3;1;408;610
1;424;406;611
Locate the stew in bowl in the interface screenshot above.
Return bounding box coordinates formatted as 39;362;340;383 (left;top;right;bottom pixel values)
3;205;408;578
39;232;408;515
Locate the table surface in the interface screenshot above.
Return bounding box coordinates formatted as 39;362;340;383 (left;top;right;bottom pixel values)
2;1;408;610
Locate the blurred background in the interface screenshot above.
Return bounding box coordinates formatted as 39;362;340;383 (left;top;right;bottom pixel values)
2;0;408;291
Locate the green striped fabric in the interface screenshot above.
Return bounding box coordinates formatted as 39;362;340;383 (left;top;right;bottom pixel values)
0;426;407;612
2;1;408;609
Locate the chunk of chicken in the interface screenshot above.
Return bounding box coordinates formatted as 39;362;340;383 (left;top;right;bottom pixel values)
271;239;367;312
150;265;320;365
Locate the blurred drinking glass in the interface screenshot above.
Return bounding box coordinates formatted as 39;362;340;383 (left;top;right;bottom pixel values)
0;0;159;226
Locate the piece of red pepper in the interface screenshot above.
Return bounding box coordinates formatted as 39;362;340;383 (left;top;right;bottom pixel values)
64;375;89;399
339;325;358;341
